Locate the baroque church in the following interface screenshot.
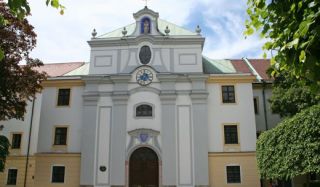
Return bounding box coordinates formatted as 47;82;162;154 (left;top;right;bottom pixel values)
2;6;308;187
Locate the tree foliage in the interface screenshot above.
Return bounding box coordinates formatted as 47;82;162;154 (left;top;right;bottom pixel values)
0;135;9;172
257;104;320;180
245;0;320;90
0;2;47;120
269;71;320;117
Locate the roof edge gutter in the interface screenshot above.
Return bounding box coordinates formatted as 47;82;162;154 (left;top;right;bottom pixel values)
242;57;263;82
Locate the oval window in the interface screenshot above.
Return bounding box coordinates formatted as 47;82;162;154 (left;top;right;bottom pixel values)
139;46;152;65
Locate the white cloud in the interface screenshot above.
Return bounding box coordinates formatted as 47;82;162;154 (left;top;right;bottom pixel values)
27;0;265;63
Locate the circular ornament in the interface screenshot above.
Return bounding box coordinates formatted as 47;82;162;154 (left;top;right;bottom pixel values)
136;68;153;86
139;46;152;65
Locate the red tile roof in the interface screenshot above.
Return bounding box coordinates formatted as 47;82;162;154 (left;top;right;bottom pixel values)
248;59;271;81
230;59;252;74
34;62;85;77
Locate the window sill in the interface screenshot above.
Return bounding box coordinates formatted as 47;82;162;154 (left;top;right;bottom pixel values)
223;144;241;152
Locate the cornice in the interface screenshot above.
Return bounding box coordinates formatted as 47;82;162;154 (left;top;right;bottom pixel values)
207;74;256;83
41;79;84;87
88;36;205;48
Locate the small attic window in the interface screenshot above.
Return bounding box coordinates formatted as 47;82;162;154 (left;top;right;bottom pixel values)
141;17;151;34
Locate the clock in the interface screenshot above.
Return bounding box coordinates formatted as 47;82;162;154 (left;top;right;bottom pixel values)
136;68;153;86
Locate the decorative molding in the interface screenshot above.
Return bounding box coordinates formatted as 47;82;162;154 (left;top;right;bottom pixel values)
133;7;159;19
88;37;205;49
94;55;113;67
208;152;256;157
179;54;197;65
126;128;161;160
207;75;256;83
159;92;177;104
190;92;209;104
112;93;129;105
83;92;99;106
129;86;160;95
42;80;84;87
110;75;132;83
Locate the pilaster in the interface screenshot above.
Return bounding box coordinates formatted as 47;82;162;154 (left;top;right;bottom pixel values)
191;91;209;186
160;93;177;185
110;87;129;186
80;94;99;185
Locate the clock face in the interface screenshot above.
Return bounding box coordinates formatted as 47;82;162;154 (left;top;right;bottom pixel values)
136;69;153;86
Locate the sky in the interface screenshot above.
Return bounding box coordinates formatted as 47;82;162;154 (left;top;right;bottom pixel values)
27;0;267;64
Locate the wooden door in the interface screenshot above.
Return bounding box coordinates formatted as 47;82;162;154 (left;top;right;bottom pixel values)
129;147;159;187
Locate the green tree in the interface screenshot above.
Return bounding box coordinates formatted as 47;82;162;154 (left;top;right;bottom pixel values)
257;104;320;180
0;2;47;121
269;72;320;117
0;1;49;171
0;136;9;172
245;0;320;90
257;71;320;181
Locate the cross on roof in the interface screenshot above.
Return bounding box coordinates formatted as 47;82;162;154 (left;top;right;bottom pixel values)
142;0;150;7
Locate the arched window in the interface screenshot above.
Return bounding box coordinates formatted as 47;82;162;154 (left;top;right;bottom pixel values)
136;104;153;117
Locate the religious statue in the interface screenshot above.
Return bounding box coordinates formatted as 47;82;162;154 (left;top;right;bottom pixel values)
143;19;150;34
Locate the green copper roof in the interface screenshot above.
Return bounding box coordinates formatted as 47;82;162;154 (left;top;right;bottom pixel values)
157;19;197;36
202;56;236;74
98;23;136;38
64;63;90;76
97;18;197;38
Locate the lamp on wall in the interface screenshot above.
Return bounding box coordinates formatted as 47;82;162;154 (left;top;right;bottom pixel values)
0;125;4;131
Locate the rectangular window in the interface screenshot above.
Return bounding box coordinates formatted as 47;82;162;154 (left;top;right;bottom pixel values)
54;127;68;145
254;97;259;114
224;125;238;144
51;166;65;183
11;133;22;149
57;88;71;106
222;85;235;103
7;169;18;185
226;166;241;183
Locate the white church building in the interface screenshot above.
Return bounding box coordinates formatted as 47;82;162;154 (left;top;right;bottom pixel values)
0;6;272;187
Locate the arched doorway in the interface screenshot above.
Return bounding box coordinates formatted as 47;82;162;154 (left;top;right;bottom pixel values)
129;147;159;187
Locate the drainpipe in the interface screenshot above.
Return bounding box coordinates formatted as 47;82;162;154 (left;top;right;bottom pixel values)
24;97;35;187
262;80;269;131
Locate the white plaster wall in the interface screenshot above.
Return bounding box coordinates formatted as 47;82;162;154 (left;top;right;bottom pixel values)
89;44;203;75
0;93;42;155
37;86;84;153
173;48;203;73
89;49;118;75
253;87;281;131
126;91;161;132
207;83;257;152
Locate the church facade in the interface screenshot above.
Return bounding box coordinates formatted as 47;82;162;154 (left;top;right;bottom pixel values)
0;7;262;187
